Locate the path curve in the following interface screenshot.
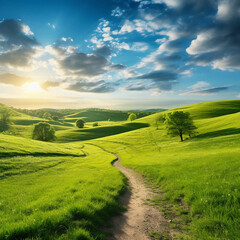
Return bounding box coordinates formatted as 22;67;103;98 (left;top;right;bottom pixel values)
85;143;176;240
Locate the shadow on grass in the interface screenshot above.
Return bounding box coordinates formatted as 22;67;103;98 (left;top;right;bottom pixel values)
57;122;149;142
196;128;240;139
0;152;85;158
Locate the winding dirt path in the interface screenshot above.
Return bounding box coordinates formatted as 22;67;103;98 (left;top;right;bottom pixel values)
86;143;177;240
109;153;173;240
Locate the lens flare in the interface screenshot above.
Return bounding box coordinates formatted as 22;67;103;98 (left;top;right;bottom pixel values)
23;82;43;93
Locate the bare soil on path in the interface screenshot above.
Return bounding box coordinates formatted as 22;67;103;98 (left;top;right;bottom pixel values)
86;143;178;240
108;153;177;240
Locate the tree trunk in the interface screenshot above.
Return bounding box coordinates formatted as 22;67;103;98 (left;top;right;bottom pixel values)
180;133;183;142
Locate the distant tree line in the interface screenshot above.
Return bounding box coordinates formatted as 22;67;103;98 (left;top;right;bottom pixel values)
15;108;64;120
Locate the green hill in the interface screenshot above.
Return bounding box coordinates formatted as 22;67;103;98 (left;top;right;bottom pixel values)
1;100;240;239
172;100;240;119
64;108;153;122
89;100;240;240
56;122;149;142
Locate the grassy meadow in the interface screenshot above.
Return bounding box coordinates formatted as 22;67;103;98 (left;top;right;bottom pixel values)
89;100;240;240
0;139;126;240
0;100;240;239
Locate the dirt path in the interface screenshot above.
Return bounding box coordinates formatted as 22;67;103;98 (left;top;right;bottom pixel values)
109;153;175;240
86;143;177;240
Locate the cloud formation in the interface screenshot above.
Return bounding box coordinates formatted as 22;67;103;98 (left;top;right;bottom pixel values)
186;0;240;70
181;86;229;95
66;80;115;93
126;70;178;91
40;81;61;90
0;19;41;69
0;73;32;86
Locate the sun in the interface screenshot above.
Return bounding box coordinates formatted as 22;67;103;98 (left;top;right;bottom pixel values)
23;82;43;93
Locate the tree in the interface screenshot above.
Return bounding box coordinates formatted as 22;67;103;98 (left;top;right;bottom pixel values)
76;119;84;128
52;116;59;121
128;113;137;121
164;111;197;142
0;109;12;132
43;112;51;119
32;122;56;141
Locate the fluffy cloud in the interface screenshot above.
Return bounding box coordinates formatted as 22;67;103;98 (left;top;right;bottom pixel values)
93;45;112;57
126;70;178;92
0;73;32;86
111;7;125;17
57;52;109;77
186;0;240;70
0;19;41;70
66;80;115;93
46;39;127;93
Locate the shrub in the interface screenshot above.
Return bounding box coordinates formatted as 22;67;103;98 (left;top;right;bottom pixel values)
0;109;12;132
32;122;56;141
128;113;137;121
92;122;98;127
76;119;85;128
52;116;59;121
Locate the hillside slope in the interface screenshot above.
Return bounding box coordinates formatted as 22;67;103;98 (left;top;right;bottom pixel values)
89;100;240;240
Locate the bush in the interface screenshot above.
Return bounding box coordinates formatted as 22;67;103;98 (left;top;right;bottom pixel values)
43;112;51;119
0;109;12;132
32;122;56;141
128;113;137;121
92;122;98;127
76;119;85;128
52;116;59;121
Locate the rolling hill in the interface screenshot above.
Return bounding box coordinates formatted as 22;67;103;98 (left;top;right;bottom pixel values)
0;100;240;239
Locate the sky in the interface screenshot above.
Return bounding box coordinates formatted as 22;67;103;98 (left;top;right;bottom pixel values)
0;0;239;109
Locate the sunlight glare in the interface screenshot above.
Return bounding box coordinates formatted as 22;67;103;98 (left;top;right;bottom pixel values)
23;82;43;93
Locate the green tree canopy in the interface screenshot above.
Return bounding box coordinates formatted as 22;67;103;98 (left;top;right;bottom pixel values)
52;116;59;121
128;113;137;121
43;112;51;119
32;122;56;141
76;119;85;128
0;109;12;132
164;111;198;141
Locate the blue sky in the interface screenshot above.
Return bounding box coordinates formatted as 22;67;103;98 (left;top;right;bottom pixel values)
0;0;239;109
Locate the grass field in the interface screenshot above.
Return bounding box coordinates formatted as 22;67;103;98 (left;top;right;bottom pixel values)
0;138;126;240
89;100;240;239
0;100;240;239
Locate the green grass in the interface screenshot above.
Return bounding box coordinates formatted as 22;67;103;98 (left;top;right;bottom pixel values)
0;142;126;240
1;100;240;239
56;122;149;142
88;100;240;240
64;109;130;122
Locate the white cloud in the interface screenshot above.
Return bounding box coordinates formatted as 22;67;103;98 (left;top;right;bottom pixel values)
21;23;34;35
48;23;56;29
155;38;167;44
111;7;125;17
190;81;210;91
131;42;149;51
119;20;136;34
186;30;220;55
